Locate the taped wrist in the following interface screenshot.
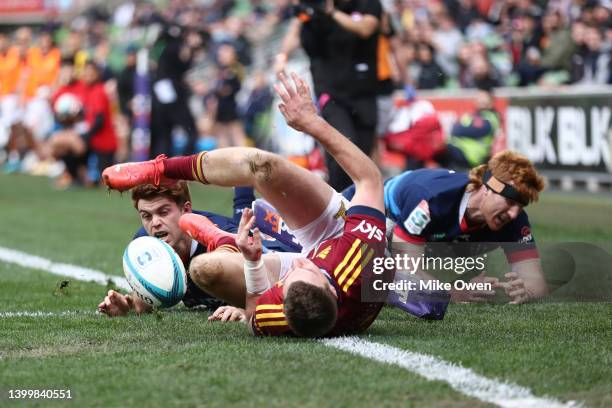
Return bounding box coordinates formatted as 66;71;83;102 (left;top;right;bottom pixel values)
244;259;270;294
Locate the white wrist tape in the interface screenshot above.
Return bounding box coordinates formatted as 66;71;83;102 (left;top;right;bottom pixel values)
244;259;270;295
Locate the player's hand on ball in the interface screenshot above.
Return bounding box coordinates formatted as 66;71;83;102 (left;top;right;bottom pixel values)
98;290;131;317
236;208;262;262
275;71;318;133
208;306;246;322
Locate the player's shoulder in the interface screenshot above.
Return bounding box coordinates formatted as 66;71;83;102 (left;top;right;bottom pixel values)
500;210;534;243
132;227;148;240
392;169;467;202
413;168;468;190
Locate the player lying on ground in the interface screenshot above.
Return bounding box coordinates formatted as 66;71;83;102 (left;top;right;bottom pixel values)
342;150;547;312
102;72;386;337
97;182;290;319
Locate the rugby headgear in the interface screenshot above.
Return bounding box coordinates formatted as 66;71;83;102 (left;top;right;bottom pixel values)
482;170;529;206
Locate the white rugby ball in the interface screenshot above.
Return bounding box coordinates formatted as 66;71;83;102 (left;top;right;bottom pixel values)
122;236;187;308
54;93;82;117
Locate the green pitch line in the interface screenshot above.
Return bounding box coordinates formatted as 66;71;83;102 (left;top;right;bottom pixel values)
370;304;611;407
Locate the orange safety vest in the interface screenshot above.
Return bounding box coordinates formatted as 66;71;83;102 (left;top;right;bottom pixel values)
0;47;24;96
377;34;392;81
24;47;61;99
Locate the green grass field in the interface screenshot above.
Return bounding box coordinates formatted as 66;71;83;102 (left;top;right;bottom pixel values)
0;174;610;407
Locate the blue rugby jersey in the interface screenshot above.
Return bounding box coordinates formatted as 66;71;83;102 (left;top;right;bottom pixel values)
383;169;538;263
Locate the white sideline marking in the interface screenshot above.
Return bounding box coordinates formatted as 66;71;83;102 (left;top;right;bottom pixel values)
0;246;130;291
0;246;582;407
323;337;581;408
0;311;95;318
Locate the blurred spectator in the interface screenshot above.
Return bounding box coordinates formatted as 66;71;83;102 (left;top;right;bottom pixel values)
371;9;402;167
416;42;447;89
571;25;611;84
449;0;484;33
242;71;273;148
431;11;463;78
384;85;445;169
509;10;542;71
0;32;15;132
514;9;575;86
210;43;247;148
116;46;137;129
2;28;35;173
396;41;420;85
24;31;61;101
467;54;501;90
1;28;30;128
437;89;500;169
116;46;138;159
40;61;117;186
149;26;206;158
81;61;118;183
220;15;253;67
61;30;89;75
465;16;496;43
456;42;473;87
38;58;87;186
540;10;575;73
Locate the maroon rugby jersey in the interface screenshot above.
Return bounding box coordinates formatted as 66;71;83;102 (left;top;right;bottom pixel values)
251;206;386;336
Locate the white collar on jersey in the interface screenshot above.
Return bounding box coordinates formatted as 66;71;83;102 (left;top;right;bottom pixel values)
190;238;198;258
459;191;472;224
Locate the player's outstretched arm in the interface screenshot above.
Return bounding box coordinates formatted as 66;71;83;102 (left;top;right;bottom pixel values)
275;71;384;213
235;208;270;324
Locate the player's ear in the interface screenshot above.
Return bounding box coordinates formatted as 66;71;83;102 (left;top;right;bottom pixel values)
183;201;192;213
327;280;338;299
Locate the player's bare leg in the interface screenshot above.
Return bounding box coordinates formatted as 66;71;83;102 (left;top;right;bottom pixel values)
189;251;281;308
194;148;334;230
103;147;334;230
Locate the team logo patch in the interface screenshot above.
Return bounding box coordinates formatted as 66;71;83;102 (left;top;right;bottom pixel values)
334;200;347;220
351;220;384;241
404;200;431;235
519;226;533;243
317;246;331;260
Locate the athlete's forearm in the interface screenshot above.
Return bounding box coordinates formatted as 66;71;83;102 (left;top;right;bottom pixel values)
244;292;260;322
514;259;549;300
306;116;382;190
330;11;378;39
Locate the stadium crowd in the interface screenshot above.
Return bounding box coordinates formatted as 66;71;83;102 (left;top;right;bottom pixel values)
0;0;610;187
